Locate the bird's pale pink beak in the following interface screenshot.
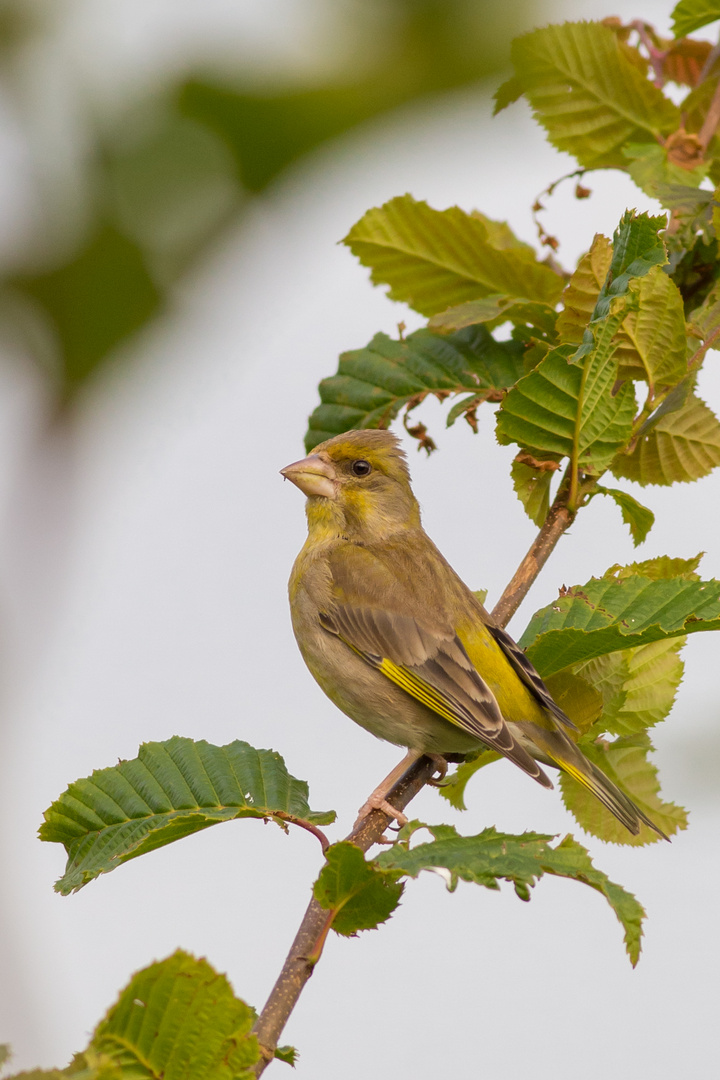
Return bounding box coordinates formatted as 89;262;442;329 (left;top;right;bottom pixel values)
281;453;337;499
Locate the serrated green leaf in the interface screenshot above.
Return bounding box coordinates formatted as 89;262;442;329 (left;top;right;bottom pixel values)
612;392;720;485
560;734;687;846
617;267;688;388
305;325;524;450
428;295;558;338
519;573;720;677
594;486;655;546
510;459;554;526
377;826;645;964
575;210;668;362
314;842;404;936
556;234;613;344
534;834;646;964
672;1;720;38
496;343;637;474
603;553;703;580
342;195;564;317
575;637;685;737
509;22;679;170
274;1047;298;1067
40;737;335;894
85;950;258;1080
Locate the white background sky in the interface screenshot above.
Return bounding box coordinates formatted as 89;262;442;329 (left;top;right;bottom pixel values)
0;2;718;1077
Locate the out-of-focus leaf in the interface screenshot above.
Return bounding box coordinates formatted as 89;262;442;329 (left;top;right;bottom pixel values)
10;225;161;394
559;733;687;846
662;35;713;86
624;141;708;200
506;22;679;169
178;2;533;192
672;1;720;39
85;951;258;1080
519;571;720;677
594;486;655;546
377;824;645;965
342;196;564;316
612;392;720;485
274;1047;298;1067
305;325;524;450
314;842;404;936
40;737;335;894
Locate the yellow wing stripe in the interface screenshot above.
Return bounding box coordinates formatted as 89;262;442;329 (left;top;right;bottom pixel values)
378;658;465;729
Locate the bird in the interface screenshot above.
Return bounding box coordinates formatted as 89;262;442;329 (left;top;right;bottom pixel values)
281;428;665;840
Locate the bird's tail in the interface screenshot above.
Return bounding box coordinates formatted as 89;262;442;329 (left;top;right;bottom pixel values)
525;726;668;840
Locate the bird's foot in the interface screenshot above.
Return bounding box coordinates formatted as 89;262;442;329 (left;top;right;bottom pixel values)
425;754;449;787
354;793;409;830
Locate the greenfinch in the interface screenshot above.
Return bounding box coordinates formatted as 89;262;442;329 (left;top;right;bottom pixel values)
282;429;664;838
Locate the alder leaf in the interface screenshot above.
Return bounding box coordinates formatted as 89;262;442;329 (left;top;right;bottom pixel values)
377;825;646;965
342;195;564;316
507;22;679;170
594;486;656;546
496;343;637;473
40;737;335;894
520;572;720;677
575;637;685;737
305;325;524;450
612;392;720;485
556;234;612;344
83;951;259;1080
559;733;687;846
313;842;404;936
428;295;558;338
510;459;554;526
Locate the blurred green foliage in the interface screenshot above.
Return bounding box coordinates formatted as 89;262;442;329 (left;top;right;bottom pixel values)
0;0;536;397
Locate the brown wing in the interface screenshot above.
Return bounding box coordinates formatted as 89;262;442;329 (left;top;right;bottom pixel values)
319;545;552;788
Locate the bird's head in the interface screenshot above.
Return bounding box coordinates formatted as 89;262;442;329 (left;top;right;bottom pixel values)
281;429;420;540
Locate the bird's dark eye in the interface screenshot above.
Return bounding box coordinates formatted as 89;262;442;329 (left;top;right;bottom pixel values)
351;459;372;477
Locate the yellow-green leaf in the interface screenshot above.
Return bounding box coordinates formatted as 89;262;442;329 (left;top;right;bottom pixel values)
510;459;554;526
508;22;679;170
342;195;564;316
557;234;613;344
612;392;720;485
560;734;687;845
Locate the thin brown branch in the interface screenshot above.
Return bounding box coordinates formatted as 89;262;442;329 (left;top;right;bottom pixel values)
251;755;440;1074
490;488;574;628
